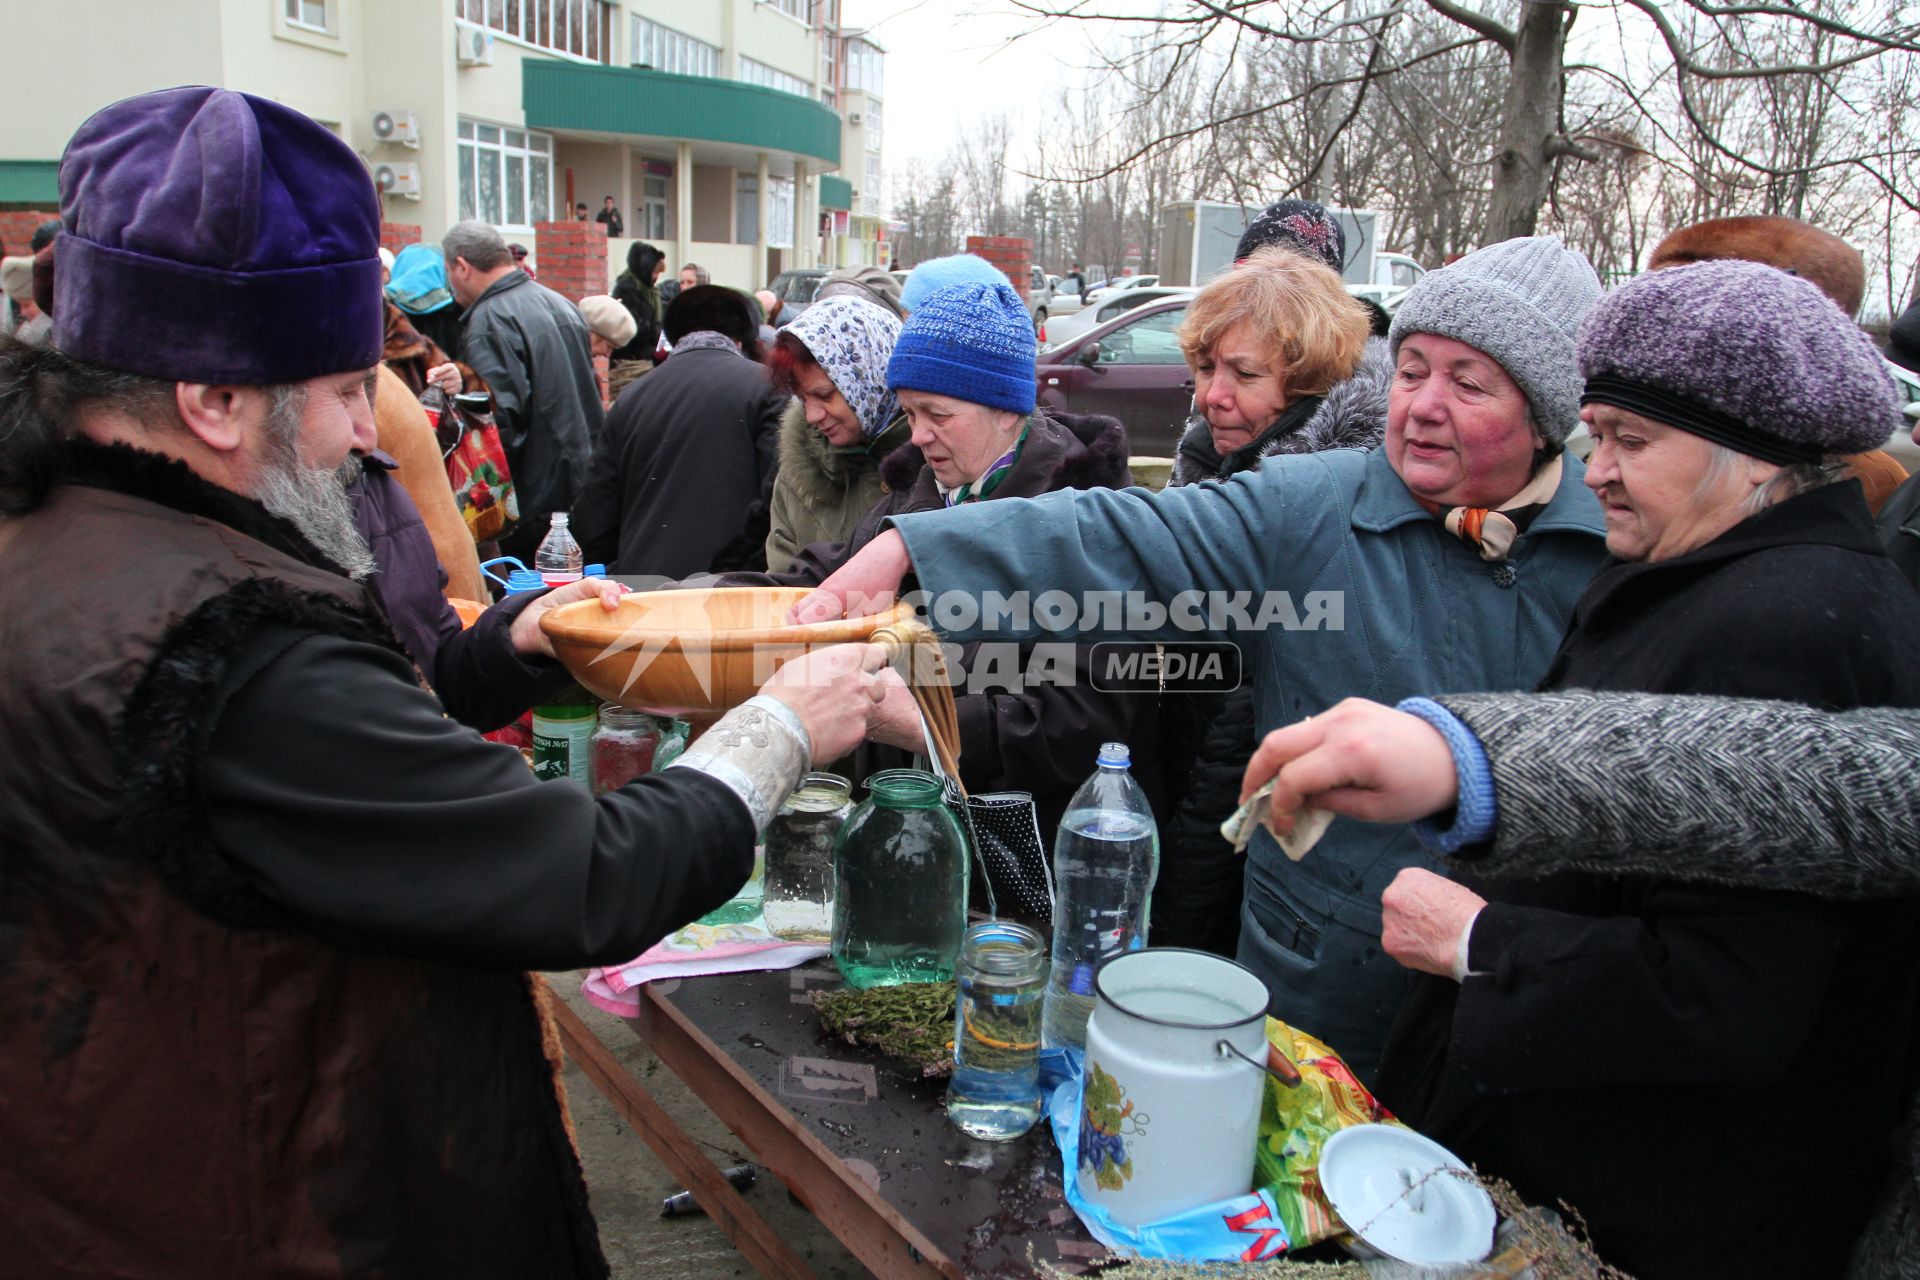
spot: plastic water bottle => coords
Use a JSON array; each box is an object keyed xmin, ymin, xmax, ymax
[
  {"xmin": 535, "ymin": 511, "xmax": 583, "ymax": 586},
  {"xmin": 1041, "ymin": 743, "xmax": 1160, "ymax": 1058}
]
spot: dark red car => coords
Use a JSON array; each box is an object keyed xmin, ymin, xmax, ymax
[{"xmin": 1035, "ymin": 295, "xmax": 1194, "ymax": 457}]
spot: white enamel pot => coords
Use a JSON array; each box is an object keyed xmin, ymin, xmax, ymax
[{"xmin": 1076, "ymin": 947, "xmax": 1272, "ymax": 1227}]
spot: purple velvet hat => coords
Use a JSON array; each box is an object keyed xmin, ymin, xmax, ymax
[{"xmin": 54, "ymin": 86, "xmax": 384, "ymax": 385}]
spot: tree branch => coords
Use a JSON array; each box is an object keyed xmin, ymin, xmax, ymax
[
  {"xmin": 1419, "ymin": 0, "xmax": 1513, "ymax": 54},
  {"xmin": 1623, "ymin": 0, "xmax": 1918, "ymax": 81}
]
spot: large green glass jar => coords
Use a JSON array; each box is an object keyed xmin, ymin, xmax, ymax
[{"xmin": 832, "ymin": 769, "xmax": 969, "ymax": 989}]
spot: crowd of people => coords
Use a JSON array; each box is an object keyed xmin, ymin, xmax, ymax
[{"xmin": 6, "ymin": 84, "xmax": 1920, "ymax": 1279}]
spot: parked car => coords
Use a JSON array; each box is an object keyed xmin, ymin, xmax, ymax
[
  {"xmin": 1027, "ymin": 264, "xmax": 1054, "ymax": 329},
  {"xmin": 1048, "ymin": 274, "xmax": 1085, "ymax": 317},
  {"xmin": 1083, "ymin": 274, "xmax": 1162, "ymax": 305},
  {"xmin": 1044, "ymin": 286, "xmax": 1196, "ymax": 347},
  {"xmin": 1036, "ymin": 295, "xmax": 1194, "ymax": 457},
  {"xmin": 767, "ymin": 268, "xmax": 828, "ymax": 316}
]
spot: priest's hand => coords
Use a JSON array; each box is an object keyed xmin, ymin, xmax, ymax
[
  {"xmin": 1240, "ymin": 698, "xmax": 1458, "ymax": 834},
  {"xmin": 511, "ymin": 576, "xmax": 628, "ymax": 658},
  {"xmin": 759, "ymin": 642, "xmax": 889, "ymax": 763},
  {"xmin": 788, "ymin": 529, "xmax": 912, "ymax": 624},
  {"xmin": 1381, "ymin": 868, "xmax": 1485, "ymax": 980}
]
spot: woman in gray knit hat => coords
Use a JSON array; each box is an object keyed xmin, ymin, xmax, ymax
[
  {"xmin": 1248, "ymin": 259, "xmax": 1920, "ymax": 1280},
  {"xmin": 791, "ymin": 236, "xmax": 1612, "ymax": 1082}
]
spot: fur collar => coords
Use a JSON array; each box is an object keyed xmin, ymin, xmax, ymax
[
  {"xmin": 64, "ymin": 437, "xmax": 353, "ymax": 577},
  {"xmin": 1171, "ymin": 335, "xmax": 1393, "ymax": 486},
  {"xmin": 777, "ymin": 400, "xmax": 910, "ymax": 507}
]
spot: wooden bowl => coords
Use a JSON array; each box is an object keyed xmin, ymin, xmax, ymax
[{"xmin": 539, "ymin": 586, "xmax": 913, "ymax": 715}]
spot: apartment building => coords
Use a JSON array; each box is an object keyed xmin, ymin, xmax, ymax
[{"xmin": 2, "ymin": 0, "xmax": 890, "ymax": 289}]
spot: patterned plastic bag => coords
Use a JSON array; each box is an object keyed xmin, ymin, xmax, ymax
[{"xmin": 437, "ymin": 390, "xmax": 519, "ymax": 545}]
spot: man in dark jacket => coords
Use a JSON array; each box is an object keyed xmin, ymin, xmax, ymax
[
  {"xmin": 594, "ymin": 194, "xmax": 623, "ymax": 238},
  {"xmin": 574, "ymin": 285, "xmax": 785, "ymax": 577},
  {"xmin": 0, "ymin": 87, "xmax": 882, "ymax": 1279},
  {"xmin": 444, "ymin": 219, "xmax": 602, "ymax": 561},
  {"xmin": 611, "ymin": 240, "xmax": 666, "ymax": 364}
]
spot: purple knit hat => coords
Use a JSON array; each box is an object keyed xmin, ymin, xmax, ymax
[
  {"xmin": 54, "ymin": 86, "xmax": 384, "ymax": 384},
  {"xmin": 1579, "ymin": 260, "xmax": 1899, "ymax": 465}
]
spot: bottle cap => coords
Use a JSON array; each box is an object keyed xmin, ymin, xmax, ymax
[
  {"xmin": 1097, "ymin": 741, "xmax": 1131, "ymax": 767},
  {"xmin": 504, "ymin": 569, "xmax": 546, "ymax": 594},
  {"xmin": 583, "ymin": 564, "xmax": 607, "ymax": 578}
]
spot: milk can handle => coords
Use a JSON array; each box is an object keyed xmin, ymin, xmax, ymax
[{"xmin": 1216, "ymin": 1038, "xmax": 1303, "ymax": 1088}]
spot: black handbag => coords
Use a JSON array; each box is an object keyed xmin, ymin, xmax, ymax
[{"xmin": 948, "ymin": 784, "xmax": 1054, "ymax": 925}]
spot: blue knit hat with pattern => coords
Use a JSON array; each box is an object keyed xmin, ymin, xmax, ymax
[{"xmin": 886, "ymin": 281, "xmax": 1036, "ymax": 415}]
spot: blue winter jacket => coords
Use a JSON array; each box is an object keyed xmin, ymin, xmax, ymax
[{"xmin": 891, "ymin": 445, "xmax": 1607, "ymax": 1080}]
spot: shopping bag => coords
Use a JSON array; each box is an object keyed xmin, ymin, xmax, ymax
[{"xmin": 439, "ymin": 390, "xmax": 519, "ymax": 545}]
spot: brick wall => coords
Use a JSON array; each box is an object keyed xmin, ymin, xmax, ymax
[
  {"xmin": 965, "ymin": 235, "xmax": 1033, "ymax": 295},
  {"xmin": 380, "ymin": 222, "xmax": 422, "ymax": 254},
  {"xmin": 534, "ymin": 220, "xmax": 608, "ymax": 303},
  {"xmin": 0, "ymin": 211, "xmax": 59, "ymax": 256}
]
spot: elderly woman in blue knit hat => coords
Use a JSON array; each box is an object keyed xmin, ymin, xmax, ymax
[
  {"xmin": 729, "ymin": 279, "xmax": 1144, "ymax": 858},
  {"xmin": 792, "ymin": 237, "xmax": 1613, "ymax": 1080}
]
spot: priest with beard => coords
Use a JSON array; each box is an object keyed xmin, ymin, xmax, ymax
[{"xmin": 0, "ymin": 87, "xmax": 886, "ymax": 1278}]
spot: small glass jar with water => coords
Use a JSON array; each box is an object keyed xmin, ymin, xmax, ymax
[
  {"xmin": 947, "ymin": 920, "xmax": 1048, "ymax": 1141},
  {"xmin": 762, "ymin": 772, "xmax": 853, "ymax": 941},
  {"xmin": 832, "ymin": 769, "xmax": 968, "ymax": 988}
]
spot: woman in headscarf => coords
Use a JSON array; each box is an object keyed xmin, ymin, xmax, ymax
[
  {"xmin": 385, "ymin": 242, "xmax": 471, "ymax": 375},
  {"xmin": 763, "ymin": 296, "xmax": 910, "ymax": 572}
]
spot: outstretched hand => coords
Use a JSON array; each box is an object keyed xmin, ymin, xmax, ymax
[
  {"xmin": 758, "ymin": 642, "xmax": 890, "ymax": 763},
  {"xmin": 788, "ymin": 529, "xmax": 913, "ymax": 625},
  {"xmin": 1239, "ymin": 698, "xmax": 1459, "ymax": 836}
]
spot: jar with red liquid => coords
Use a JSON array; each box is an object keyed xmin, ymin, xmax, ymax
[{"xmin": 591, "ymin": 704, "xmax": 663, "ymax": 793}]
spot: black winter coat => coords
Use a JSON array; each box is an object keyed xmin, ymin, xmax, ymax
[
  {"xmin": 573, "ymin": 344, "xmax": 784, "ymax": 578},
  {"xmin": 458, "ymin": 270, "xmax": 603, "ymax": 561},
  {"xmin": 1376, "ymin": 480, "xmax": 1920, "ymax": 1280},
  {"xmin": 727, "ymin": 410, "xmax": 1159, "ymax": 843},
  {"xmin": 1151, "ymin": 338, "xmax": 1392, "ymax": 953}
]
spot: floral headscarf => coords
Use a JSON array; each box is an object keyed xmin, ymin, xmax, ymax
[{"xmin": 783, "ymin": 296, "xmax": 902, "ymax": 442}]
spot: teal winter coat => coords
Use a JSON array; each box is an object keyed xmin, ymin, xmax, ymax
[{"xmin": 891, "ymin": 445, "xmax": 1607, "ymax": 1080}]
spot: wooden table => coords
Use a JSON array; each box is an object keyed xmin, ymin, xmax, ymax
[{"xmin": 553, "ymin": 960, "xmax": 1109, "ymax": 1279}]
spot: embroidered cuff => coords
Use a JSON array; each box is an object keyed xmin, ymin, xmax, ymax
[
  {"xmin": 667, "ymin": 695, "xmax": 811, "ymax": 832},
  {"xmin": 1398, "ymin": 697, "xmax": 1498, "ymax": 856}
]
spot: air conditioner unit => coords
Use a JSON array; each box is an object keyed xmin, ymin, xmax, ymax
[
  {"xmin": 455, "ymin": 24, "xmax": 495, "ymax": 66},
  {"xmin": 848, "ymin": 112, "xmax": 864, "ymax": 125},
  {"xmin": 371, "ymin": 109, "xmax": 420, "ymax": 148},
  {"xmin": 373, "ymin": 162, "xmax": 423, "ymax": 200}
]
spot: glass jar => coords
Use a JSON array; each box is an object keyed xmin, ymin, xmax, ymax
[
  {"xmin": 590, "ymin": 704, "xmax": 664, "ymax": 795},
  {"xmin": 832, "ymin": 769, "xmax": 968, "ymax": 989},
  {"xmin": 946, "ymin": 920, "xmax": 1048, "ymax": 1141},
  {"xmin": 762, "ymin": 773, "xmax": 853, "ymax": 941}
]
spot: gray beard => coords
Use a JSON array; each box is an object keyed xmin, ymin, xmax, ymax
[{"xmin": 252, "ymin": 389, "xmax": 377, "ymax": 580}]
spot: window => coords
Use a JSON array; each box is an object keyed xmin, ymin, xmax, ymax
[
  {"xmin": 284, "ymin": 0, "xmax": 329, "ymax": 31},
  {"xmin": 640, "ymin": 174, "xmax": 669, "ymax": 239},
  {"xmin": 1098, "ymin": 306, "xmax": 1189, "ymax": 365},
  {"xmin": 767, "ymin": 0, "xmax": 810, "ymax": 24},
  {"xmin": 631, "ymin": 16, "xmax": 717, "ymax": 77},
  {"xmin": 864, "ymin": 101, "xmax": 882, "ymax": 149},
  {"xmin": 862, "ymin": 155, "xmax": 883, "ymax": 217},
  {"xmin": 457, "ymin": 120, "xmax": 554, "ymax": 231},
  {"xmin": 736, "ymin": 175, "xmax": 758, "ymax": 245},
  {"xmin": 768, "ymin": 177, "xmax": 795, "ymax": 249},
  {"xmin": 819, "ymin": 30, "xmax": 837, "ymax": 106},
  {"xmin": 845, "ymin": 41, "xmax": 883, "ymax": 97},
  {"xmin": 739, "ymin": 56, "xmax": 810, "ymax": 99},
  {"xmin": 457, "ymin": 0, "xmax": 609, "ymax": 59}
]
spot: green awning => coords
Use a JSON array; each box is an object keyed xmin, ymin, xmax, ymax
[
  {"xmin": 819, "ymin": 175, "xmax": 853, "ymax": 211},
  {"xmin": 523, "ymin": 62, "xmax": 841, "ymax": 167},
  {"xmin": 0, "ymin": 160, "xmax": 60, "ymax": 206}
]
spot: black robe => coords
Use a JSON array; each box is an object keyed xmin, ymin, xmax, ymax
[{"xmin": 1375, "ymin": 480, "xmax": 1920, "ymax": 1279}]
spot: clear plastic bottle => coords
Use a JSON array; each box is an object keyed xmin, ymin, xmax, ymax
[
  {"xmin": 1040, "ymin": 742, "xmax": 1160, "ymax": 1057},
  {"xmin": 534, "ymin": 511, "xmax": 583, "ymax": 586}
]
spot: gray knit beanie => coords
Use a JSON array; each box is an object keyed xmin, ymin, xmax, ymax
[
  {"xmin": 1388, "ymin": 235, "xmax": 1602, "ymax": 448},
  {"xmin": 1579, "ymin": 259, "xmax": 1899, "ymax": 464}
]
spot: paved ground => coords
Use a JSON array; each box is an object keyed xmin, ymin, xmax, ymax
[{"xmin": 552, "ymin": 972, "xmax": 871, "ymax": 1279}]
